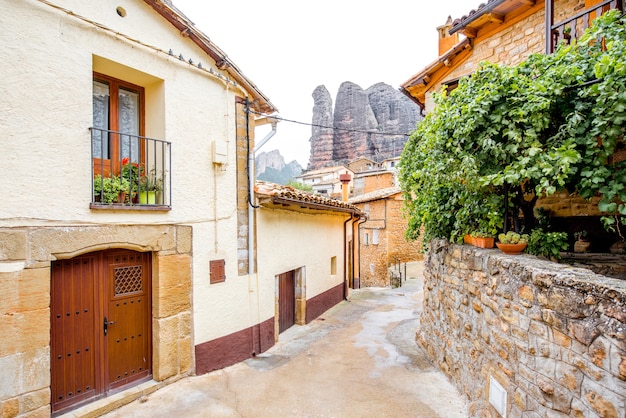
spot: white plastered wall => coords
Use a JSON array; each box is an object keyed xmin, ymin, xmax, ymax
[
  {"xmin": 256, "ymin": 207, "xmax": 348, "ymax": 321},
  {"xmin": 0, "ymin": 0, "xmax": 258, "ymax": 345}
]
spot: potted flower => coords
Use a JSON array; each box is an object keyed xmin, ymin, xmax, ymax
[
  {"xmin": 470, "ymin": 231, "xmax": 495, "ymax": 248},
  {"xmin": 496, "ymin": 231, "xmax": 529, "ymax": 255},
  {"xmin": 93, "ymin": 175, "xmax": 130, "ymax": 204},
  {"xmin": 138, "ymin": 169, "xmax": 162, "ymax": 204},
  {"xmin": 573, "ymin": 230, "xmax": 590, "ymax": 253}
]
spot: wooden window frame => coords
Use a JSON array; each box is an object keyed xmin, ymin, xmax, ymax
[{"xmin": 93, "ymin": 72, "xmax": 146, "ymax": 176}]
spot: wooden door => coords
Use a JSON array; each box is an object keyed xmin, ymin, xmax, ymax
[
  {"xmin": 51, "ymin": 250, "xmax": 151, "ymax": 414},
  {"xmin": 105, "ymin": 251, "xmax": 151, "ymax": 391},
  {"xmin": 51, "ymin": 256, "xmax": 100, "ymax": 413},
  {"xmin": 278, "ymin": 271, "xmax": 295, "ymax": 333}
]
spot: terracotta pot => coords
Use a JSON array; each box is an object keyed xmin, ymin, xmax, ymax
[
  {"xmin": 464, "ymin": 235, "xmax": 474, "ymax": 245},
  {"xmin": 496, "ymin": 242, "xmax": 527, "ymax": 255},
  {"xmin": 574, "ymin": 240, "xmax": 591, "ymax": 253},
  {"xmin": 473, "ymin": 237, "xmax": 495, "ymax": 248}
]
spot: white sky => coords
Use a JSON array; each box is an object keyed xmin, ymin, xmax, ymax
[{"xmin": 173, "ymin": 0, "xmax": 474, "ymax": 167}]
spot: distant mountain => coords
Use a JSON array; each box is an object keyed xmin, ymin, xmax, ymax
[
  {"xmin": 308, "ymin": 81, "xmax": 422, "ymax": 170},
  {"xmin": 256, "ymin": 150, "xmax": 303, "ymax": 185}
]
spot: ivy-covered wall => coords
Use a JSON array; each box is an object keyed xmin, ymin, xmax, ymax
[{"xmin": 420, "ymin": 240, "xmax": 625, "ymax": 417}]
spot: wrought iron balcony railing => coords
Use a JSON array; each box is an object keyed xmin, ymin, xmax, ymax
[
  {"xmin": 547, "ymin": 0, "xmax": 625, "ymax": 53},
  {"xmin": 90, "ymin": 127, "xmax": 171, "ymax": 208}
]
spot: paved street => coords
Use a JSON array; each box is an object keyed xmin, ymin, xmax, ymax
[{"xmin": 102, "ymin": 262, "xmax": 468, "ymax": 418}]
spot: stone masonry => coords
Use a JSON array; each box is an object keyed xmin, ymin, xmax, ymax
[{"xmin": 420, "ymin": 240, "xmax": 625, "ymax": 417}]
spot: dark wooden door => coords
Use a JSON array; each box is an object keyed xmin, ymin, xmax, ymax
[
  {"xmin": 105, "ymin": 251, "xmax": 151, "ymax": 391},
  {"xmin": 51, "ymin": 256, "xmax": 100, "ymax": 413},
  {"xmin": 278, "ymin": 271, "xmax": 295, "ymax": 333},
  {"xmin": 51, "ymin": 250, "xmax": 151, "ymax": 414}
]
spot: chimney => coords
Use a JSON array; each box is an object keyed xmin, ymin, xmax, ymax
[
  {"xmin": 437, "ymin": 16, "xmax": 459, "ymax": 56},
  {"xmin": 339, "ymin": 172, "xmax": 351, "ymax": 202}
]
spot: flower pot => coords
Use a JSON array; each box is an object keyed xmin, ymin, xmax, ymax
[
  {"xmin": 139, "ymin": 191, "xmax": 156, "ymax": 204},
  {"xmin": 464, "ymin": 234, "xmax": 474, "ymax": 245},
  {"xmin": 473, "ymin": 237, "xmax": 494, "ymax": 248},
  {"xmin": 496, "ymin": 242, "xmax": 527, "ymax": 255},
  {"xmin": 574, "ymin": 240, "xmax": 591, "ymax": 253}
]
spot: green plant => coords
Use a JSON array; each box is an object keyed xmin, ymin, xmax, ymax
[
  {"xmin": 573, "ymin": 230, "xmax": 588, "ymax": 241},
  {"xmin": 286, "ymin": 180, "xmax": 313, "ymax": 192},
  {"xmin": 471, "ymin": 231, "xmax": 492, "ymax": 238},
  {"xmin": 93, "ymin": 175, "xmax": 130, "ymax": 204},
  {"xmin": 527, "ymin": 229, "xmax": 569, "ymax": 260},
  {"xmin": 399, "ymin": 11, "xmax": 626, "ymax": 247},
  {"xmin": 140, "ymin": 168, "xmax": 163, "ymax": 192},
  {"xmin": 498, "ymin": 231, "xmax": 529, "ymax": 244}
]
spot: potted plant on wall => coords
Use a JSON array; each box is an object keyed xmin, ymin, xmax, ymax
[
  {"xmin": 573, "ymin": 230, "xmax": 590, "ymax": 253},
  {"xmin": 93, "ymin": 175, "xmax": 130, "ymax": 204},
  {"xmin": 470, "ymin": 231, "xmax": 495, "ymax": 248},
  {"xmin": 496, "ymin": 231, "xmax": 529, "ymax": 255}
]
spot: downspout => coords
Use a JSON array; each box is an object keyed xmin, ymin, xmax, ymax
[
  {"xmin": 343, "ymin": 214, "xmax": 354, "ymax": 300},
  {"xmin": 340, "ymin": 173, "xmax": 352, "ymax": 300},
  {"xmin": 354, "ymin": 215, "xmax": 367, "ymax": 289},
  {"xmin": 247, "ymin": 107, "xmax": 277, "ymax": 277}
]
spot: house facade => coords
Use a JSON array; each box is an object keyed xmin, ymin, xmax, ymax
[
  {"xmin": 350, "ymin": 172, "xmax": 423, "ymax": 288},
  {"xmin": 294, "ymin": 166, "xmax": 354, "ymax": 198},
  {"xmin": 255, "ymin": 182, "xmax": 363, "ymax": 331},
  {"xmin": 400, "ymin": 0, "xmax": 626, "ymax": 416},
  {"xmin": 0, "ymin": 0, "xmax": 286, "ymax": 415},
  {"xmin": 401, "ymin": 0, "xmax": 626, "ymax": 242}
]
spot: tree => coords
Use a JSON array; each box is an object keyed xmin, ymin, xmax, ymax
[{"xmin": 399, "ymin": 11, "xmax": 626, "ymax": 245}]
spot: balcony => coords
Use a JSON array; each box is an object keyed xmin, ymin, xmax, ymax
[
  {"xmin": 548, "ymin": 0, "xmax": 625, "ymax": 53},
  {"xmin": 90, "ymin": 127, "xmax": 171, "ymax": 209}
]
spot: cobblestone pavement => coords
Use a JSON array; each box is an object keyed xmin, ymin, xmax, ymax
[{"xmin": 101, "ymin": 261, "xmax": 469, "ymax": 418}]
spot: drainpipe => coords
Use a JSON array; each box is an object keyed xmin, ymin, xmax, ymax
[
  {"xmin": 343, "ymin": 214, "xmax": 354, "ymax": 300},
  {"xmin": 248, "ymin": 116, "xmax": 278, "ymax": 277},
  {"xmin": 355, "ymin": 216, "xmax": 367, "ymax": 289}
]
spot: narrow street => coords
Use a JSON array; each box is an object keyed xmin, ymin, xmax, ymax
[{"xmin": 101, "ymin": 262, "xmax": 468, "ymax": 418}]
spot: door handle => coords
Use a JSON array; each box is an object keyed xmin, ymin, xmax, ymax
[{"xmin": 103, "ymin": 317, "xmax": 115, "ymax": 336}]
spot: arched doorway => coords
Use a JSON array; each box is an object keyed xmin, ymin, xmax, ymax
[{"xmin": 50, "ymin": 249, "xmax": 152, "ymax": 414}]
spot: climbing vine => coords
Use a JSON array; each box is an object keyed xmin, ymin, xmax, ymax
[{"xmin": 399, "ymin": 11, "xmax": 626, "ymax": 245}]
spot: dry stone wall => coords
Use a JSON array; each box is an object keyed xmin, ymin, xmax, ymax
[{"xmin": 420, "ymin": 240, "xmax": 625, "ymax": 417}]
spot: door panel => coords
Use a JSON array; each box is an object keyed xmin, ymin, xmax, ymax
[
  {"xmin": 278, "ymin": 271, "xmax": 295, "ymax": 333},
  {"xmin": 51, "ymin": 257, "xmax": 99, "ymax": 412},
  {"xmin": 51, "ymin": 250, "xmax": 151, "ymax": 414},
  {"xmin": 106, "ymin": 252, "xmax": 151, "ymax": 390}
]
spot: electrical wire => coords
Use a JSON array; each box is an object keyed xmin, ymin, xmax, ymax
[{"xmin": 248, "ymin": 109, "xmax": 412, "ymax": 138}]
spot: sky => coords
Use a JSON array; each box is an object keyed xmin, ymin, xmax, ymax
[{"xmin": 173, "ymin": 0, "xmax": 474, "ymax": 167}]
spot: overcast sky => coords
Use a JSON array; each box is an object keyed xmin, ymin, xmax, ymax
[{"xmin": 173, "ymin": 0, "xmax": 474, "ymax": 167}]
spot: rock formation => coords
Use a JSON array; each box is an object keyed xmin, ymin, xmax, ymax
[
  {"xmin": 308, "ymin": 81, "xmax": 422, "ymax": 170},
  {"xmin": 256, "ymin": 149, "xmax": 303, "ymax": 184}
]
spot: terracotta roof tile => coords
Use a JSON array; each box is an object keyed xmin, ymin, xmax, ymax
[{"xmin": 255, "ymin": 181, "xmax": 362, "ymax": 213}]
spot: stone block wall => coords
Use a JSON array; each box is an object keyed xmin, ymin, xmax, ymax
[
  {"xmin": 0, "ymin": 224, "xmax": 193, "ymax": 417},
  {"xmin": 420, "ymin": 240, "xmax": 625, "ymax": 417}
]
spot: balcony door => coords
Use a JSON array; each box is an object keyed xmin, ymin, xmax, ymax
[{"xmin": 92, "ymin": 73, "xmax": 144, "ymax": 176}]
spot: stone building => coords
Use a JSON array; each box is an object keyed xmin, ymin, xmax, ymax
[
  {"xmin": 0, "ymin": 1, "xmax": 359, "ymax": 416},
  {"xmin": 400, "ymin": 0, "xmax": 626, "ymax": 416},
  {"xmin": 350, "ymin": 171, "xmax": 423, "ymax": 288}
]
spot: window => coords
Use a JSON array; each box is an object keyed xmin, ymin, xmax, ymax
[
  {"xmin": 91, "ymin": 69, "xmax": 171, "ymax": 208},
  {"xmin": 372, "ymin": 229, "xmax": 379, "ymax": 245},
  {"xmin": 92, "ymin": 73, "xmax": 144, "ymax": 177}
]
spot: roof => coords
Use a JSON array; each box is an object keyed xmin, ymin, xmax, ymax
[
  {"xmin": 349, "ymin": 186, "xmax": 402, "ymax": 204},
  {"xmin": 144, "ymin": 0, "xmax": 277, "ymax": 114},
  {"xmin": 400, "ymin": 0, "xmax": 539, "ymax": 108},
  {"xmin": 296, "ymin": 166, "xmax": 352, "ymax": 178},
  {"xmin": 255, "ymin": 181, "xmax": 363, "ymax": 215}
]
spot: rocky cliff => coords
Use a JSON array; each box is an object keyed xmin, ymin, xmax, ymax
[
  {"xmin": 256, "ymin": 149, "xmax": 303, "ymax": 184},
  {"xmin": 308, "ymin": 82, "xmax": 422, "ymax": 170}
]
